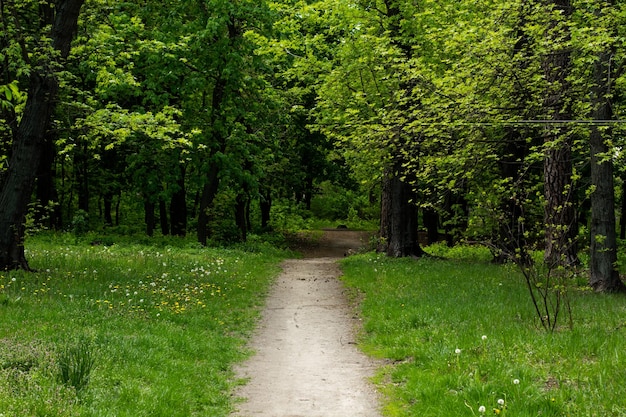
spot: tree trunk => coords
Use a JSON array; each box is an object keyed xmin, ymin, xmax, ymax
[
  {"xmin": 35, "ymin": 135, "xmax": 62, "ymax": 230},
  {"xmin": 494, "ymin": 128, "xmax": 529, "ymax": 263},
  {"xmin": 197, "ymin": 163, "xmax": 220, "ymax": 246},
  {"xmin": 159, "ymin": 198, "xmax": 169, "ymax": 236},
  {"xmin": 75, "ymin": 141, "xmax": 90, "ymax": 212},
  {"xmin": 422, "ymin": 207, "xmax": 438, "ymax": 245},
  {"xmin": 170, "ymin": 167, "xmax": 187, "ymax": 237},
  {"xmin": 380, "ymin": 167, "xmax": 423, "ymax": 258},
  {"xmin": 588, "ymin": 44, "xmax": 625, "ymax": 292},
  {"xmin": 542, "ymin": 0, "xmax": 579, "ymax": 268},
  {"xmin": 144, "ymin": 200, "xmax": 155, "ymax": 237},
  {"xmin": 103, "ymin": 192, "xmax": 114, "ymax": 226},
  {"xmin": 0, "ymin": 0, "xmax": 84, "ymax": 270},
  {"xmin": 235, "ymin": 193, "xmax": 248, "ymax": 242},
  {"xmin": 619, "ymin": 178, "xmax": 626, "ymax": 239},
  {"xmin": 260, "ymin": 187, "xmax": 271, "ymax": 230}
]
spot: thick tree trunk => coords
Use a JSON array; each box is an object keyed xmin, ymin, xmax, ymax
[
  {"xmin": 542, "ymin": 0, "xmax": 579, "ymax": 268},
  {"xmin": 0, "ymin": 0, "xmax": 84, "ymax": 270},
  {"xmin": 380, "ymin": 167, "xmax": 423, "ymax": 258},
  {"xmin": 588, "ymin": 46, "xmax": 625, "ymax": 292},
  {"xmin": 543, "ymin": 137, "xmax": 578, "ymax": 267}
]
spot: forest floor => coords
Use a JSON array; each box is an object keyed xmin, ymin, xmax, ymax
[{"xmin": 231, "ymin": 229, "xmax": 383, "ymax": 417}]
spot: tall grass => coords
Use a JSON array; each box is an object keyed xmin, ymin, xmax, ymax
[
  {"xmin": 0, "ymin": 234, "xmax": 287, "ymax": 416},
  {"xmin": 341, "ymin": 244, "xmax": 626, "ymax": 417}
]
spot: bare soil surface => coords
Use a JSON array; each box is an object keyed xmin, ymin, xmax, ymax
[{"xmin": 231, "ymin": 229, "xmax": 382, "ymax": 417}]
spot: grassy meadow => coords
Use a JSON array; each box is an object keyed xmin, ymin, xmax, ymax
[
  {"xmin": 3, "ymin": 232, "xmax": 626, "ymax": 417},
  {"xmin": 0, "ymin": 234, "xmax": 288, "ymax": 416},
  {"xmin": 340, "ymin": 244, "xmax": 626, "ymax": 417}
]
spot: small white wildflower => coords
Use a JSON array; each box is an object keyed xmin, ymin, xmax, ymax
[
  {"xmin": 482, "ymin": 335, "xmax": 487, "ymax": 341},
  {"xmin": 497, "ymin": 398, "xmax": 505, "ymax": 406},
  {"xmin": 513, "ymin": 378, "xmax": 520, "ymax": 385},
  {"xmin": 478, "ymin": 405, "xmax": 486, "ymax": 413},
  {"xmin": 455, "ymin": 348, "xmax": 461, "ymax": 354}
]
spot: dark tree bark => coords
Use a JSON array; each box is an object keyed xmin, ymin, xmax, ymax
[
  {"xmin": 144, "ymin": 200, "xmax": 155, "ymax": 237},
  {"xmin": 422, "ymin": 207, "xmax": 439, "ymax": 245},
  {"xmin": 170, "ymin": 167, "xmax": 187, "ymax": 237},
  {"xmin": 619, "ymin": 178, "xmax": 626, "ymax": 239},
  {"xmin": 375, "ymin": 2, "xmax": 423, "ymax": 258},
  {"xmin": 588, "ymin": 31, "xmax": 625, "ymax": 291},
  {"xmin": 0, "ymin": 0, "xmax": 84, "ymax": 270},
  {"xmin": 235, "ymin": 193, "xmax": 248, "ymax": 242},
  {"xmin": 380, "ymin": 166, "xmax": 423, "ymax": 258},
  {"xmin": 103, "ymin": 192, "xmax": 114, "ymax": 226},
  {"xmin": 35, "ymin": 134, "xmax": 62, "ymax": 229},
  {"xmin": 541, "ymin": 0, "xmax": 579, "ymax": 268},
  {"xmin": 494, "ymin": 128, "xmax": 529, "ymax": 263},
  {"xmin": 159, "ymin": 198, "xmax": 169, "ymax": 236}
]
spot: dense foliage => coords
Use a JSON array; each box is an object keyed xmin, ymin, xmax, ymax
[{"xmin": 2, "ymin": 0, "xmax": 626, "ymax": 288}]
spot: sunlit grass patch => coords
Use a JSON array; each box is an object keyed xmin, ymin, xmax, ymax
[
  {"xmin": 0, "ymin": 235, "xmax": 286, "ymax": 416},
  {"xmin": 341, "ymin": 249, "xmax": 626, "ymax": 417}
]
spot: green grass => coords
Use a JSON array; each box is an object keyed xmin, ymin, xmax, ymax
[
  {"xmin": 340, "ymin": 244, "xmax": 626, "ymax": 417},
  {"xmin": 0, "ymin": 234, "xmax": 288, "ymax": 416}
]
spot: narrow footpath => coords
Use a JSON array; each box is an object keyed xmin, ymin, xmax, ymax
[{"xmin": 231, "ymin": 230, "xmax": 382, "ymax": 417}]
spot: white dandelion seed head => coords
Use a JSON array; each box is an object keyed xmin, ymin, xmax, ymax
[
  {"xmin": 513, "ymin": 378, "xmax": 520, "ymax": 385},
  {"xmin": 482, "ymin": 335, "xmax": 487, "ymax": 341},
  {"xmin": 455, "ymin": 348, "xmax": 461, "ymax": 354},
  {"xmin": 478, "ymin": 405, "xmax": 486, "ymax": 413},
  {"xmin": 497, "ymin": 398, "xmax": 505, "ymax": 406}
]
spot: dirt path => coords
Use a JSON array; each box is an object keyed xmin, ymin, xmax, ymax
[{"xmin": 231, "ymin": 230, "xmax": 382, "ymax": 417}]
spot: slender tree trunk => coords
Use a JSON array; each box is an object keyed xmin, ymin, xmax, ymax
[
  {"xmin": 35, "ymin": 135, "xmax": 61, "ymax": 229},
  {"xmin": 103, "ymin": 192, "xmax": 114, "ymax": 226},
  {"xmin": 0, "ymin": 0, "xmax": 84, "ymax": 270},
  {"xmin": 159, "ymin": 198, "xmax": 169, "ymax": 236},
  {"xmin": 170, "ymin": 167, "xmax": 187, "ymax": 237},
  {"xmin": 144, "ymin": 200, "xmax": 155, "ymax": 237},
  {"xmin": 260, "ymin": 187, "xmax": 271, "ymax": 230},
  {"xmin": 423, "ymin": 207, "xmax": 438, "ymax": 245},
  {"xmin": 619, "ymin": 178, "xmax": 626, "ymax": 239},
  {"xmin": 588, "ymin": 43, "xmax": 625, "ymax": 292},
  {"xmin": 75, "ymin": 141, "xmax": 90, "ymax": 212},
  {"xmin": 235, "ymin": 193, "xmax": 248, "ymax": 242},
  {"xmin": 197, "ymin": 163, "xmax": 220, "ymax": 246}
]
